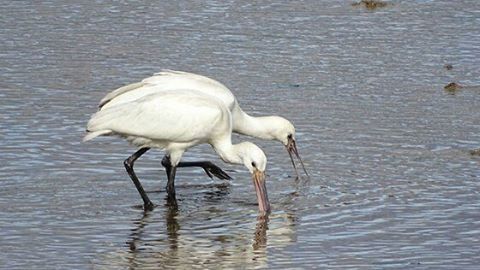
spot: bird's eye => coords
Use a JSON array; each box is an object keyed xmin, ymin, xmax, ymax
[
  {"xmin": 287, "ymin": 134, "xmax": 293, "ymax": 139},
  {"xmin": 251, "ymin": 162, "xmax": 256, "ymax": 167}
]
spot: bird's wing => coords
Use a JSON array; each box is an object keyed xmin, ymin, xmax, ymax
[
  {"xmin": 98, "ymin": 81, "xmax": 147, "ymax": 108},
  {"xmin": 87, "ymin": 92, "xmax": 226, "ymax": 143},
  {"xmin": 152, "ymin": 70, "xmax": 231, "ymax": 92},
  {"xmin": 98, "ymin": 70, "xmax": 236, "ymax": 111},
  {"xmin": 151, "ymin": 70, "xmax": 236, "ymax": 106}
]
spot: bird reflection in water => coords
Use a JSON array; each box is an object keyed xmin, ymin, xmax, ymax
[
  {"xmin": 116, "ymin": 192, "xmax": 296, "ymax": 269},
  {"xmin": 126, "ymin": 198, "xmax": 181, "ymax": 267},
  {"xmin": 165, "ymin": 204, "xmax": 180, "ymax": 251},
  {"xmin": 252, "ymin": 214, "xmax": 269, "ymax": 251}
]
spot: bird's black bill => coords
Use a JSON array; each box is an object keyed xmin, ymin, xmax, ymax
[
  {"xmin": 253, "ymin": 170, "xmax": 270, "ymax": 213},
  {"xmin": 286, "ymin": 137, "xmax": 309, "ymax": 177}
]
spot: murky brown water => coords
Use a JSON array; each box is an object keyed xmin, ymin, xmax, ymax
[{"xmin": 1, "ymin": 0, "xmax": 480, "ymax": 269}]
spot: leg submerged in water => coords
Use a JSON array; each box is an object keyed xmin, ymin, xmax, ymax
[{"xmin": 161, "ymin": 155, "xmax": 178, "ymax": 207}]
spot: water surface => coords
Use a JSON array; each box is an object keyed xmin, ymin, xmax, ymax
[{"xmin": 1, "ymin": 0, "xmax": 480, "ymax": 269}]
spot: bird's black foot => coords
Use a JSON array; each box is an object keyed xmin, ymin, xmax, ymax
[
  {"xmin": 144, "ymin": 201, "xmax": 155, "ymax": 211},
  {"xmin": 165, "ymin": 193, "xmax": 178, "ymax": 209}
]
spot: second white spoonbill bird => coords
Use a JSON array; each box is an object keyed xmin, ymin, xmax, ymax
[
  {"xmin": 98, "ymin": 70, "xmax": 308, "ymax": 177},
  {"xmin": 84, "ymin": 90, "xmax": 270, "ymax": 212}
]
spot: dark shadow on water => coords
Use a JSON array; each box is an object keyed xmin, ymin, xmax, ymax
[
  {"xmin": 147, "ymin": 181, "xmax": 230, "ymax": 194},
  {"xmin": 202, "ymin": 183, "xmax": 230, "ymax": 203}
]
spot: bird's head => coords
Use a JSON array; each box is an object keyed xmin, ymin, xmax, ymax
[
  {"xmin": 238, "ymin": 142, "xmax": 267, "ymax": 173},
  {"xmin": 266, "ymin": 116, "xmax": 308, "ymax": 178},
  {"xmin": 236, "ymin": 142, "xmax": 270, "ymax": 213}
]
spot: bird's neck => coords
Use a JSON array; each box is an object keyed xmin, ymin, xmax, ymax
[
  {"xmin": 211, "ymin": 137, "xmax": 244, "ymax": 165},
  {"xmin": 231, "ymin": 107, "xmax": 276, "ymax": 140}
]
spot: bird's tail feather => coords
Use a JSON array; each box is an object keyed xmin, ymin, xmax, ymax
[{"xmin": 83, "ymin": 130, "xmax": 112, "ymax": 142}]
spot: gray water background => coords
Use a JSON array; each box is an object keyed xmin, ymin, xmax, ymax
[{"xmin": 1, "ymin": 0, "xmax": 480, "ymax": 269}]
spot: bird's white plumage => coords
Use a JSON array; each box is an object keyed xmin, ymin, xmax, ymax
[{"xmin": 86, "ymin": 90, "xmax": 231, "ymax": 151}]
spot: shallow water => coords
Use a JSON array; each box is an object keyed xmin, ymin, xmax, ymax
[{"xmin": 1, "ymin": 0, "xmax": 480, "ymax": 269}]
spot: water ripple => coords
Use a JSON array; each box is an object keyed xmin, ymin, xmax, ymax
[{"xmin": 2, "ymin": 0, "xmax": 480, "ymax": 268}]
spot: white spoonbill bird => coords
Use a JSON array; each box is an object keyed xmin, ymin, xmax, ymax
[
  {"xmin": 84, "ymin": 90, "xmax": 270, "ymax": 212},
  {"xmin": 98, "ymin": 70, "xmax": 308, "ymax": 177}
]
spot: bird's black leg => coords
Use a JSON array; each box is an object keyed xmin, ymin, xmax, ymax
[
  {"xmin": 178, "ymin": 161, "xmax": 232, "ymax": 180},
  {"xmin": 162, "ymin": 155, "xmax": 178, "ymax": 207},
  {"xmin": 161, "ymin": 155, "xmax": 231, "ymax": 180},
  {"xmin": 124, "ymin": 147, "xmax": 154, "ymax": 211}
]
